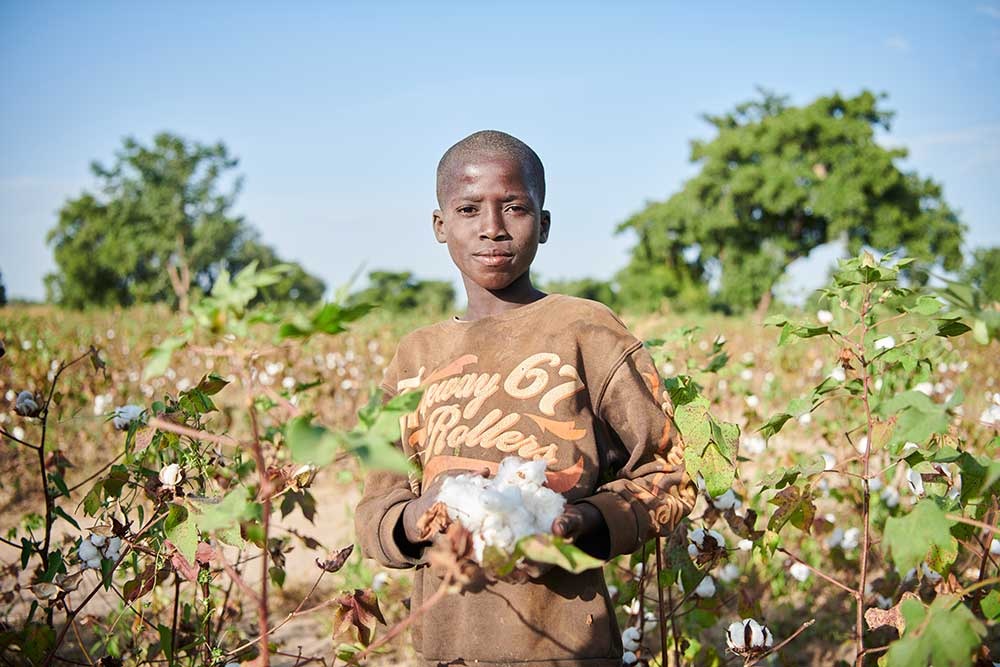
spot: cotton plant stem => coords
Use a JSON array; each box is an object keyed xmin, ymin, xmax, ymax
[
  {"xmin": 351, "ymin": 574, "xmax": 454, "ymax": 663},
  {"xmin": 246, "ymin": 371, "xmax": 272, "ymax": 667},
  {"xmin": 147, "ymin": 416, "xmax": 240, "ymax": 448},
  {"xmin": 854, "ymin": 284, "xmax": 875, "ymax": 667},
  {"xmin": 654, "ymin": 538, "xmax": 671, "ymax": 667}
]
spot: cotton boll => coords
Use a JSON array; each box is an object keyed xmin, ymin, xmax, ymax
[
  {"xmin": 906, "ymin": 468, "xmax": 925, "ymax": 496},
  {"xmin": 841, "ymin": 528, "xmax": 860, "ymax": 550},
  {"xmin": 693, "ymin": 575, "xmax": 716, "ymax": 598},
  {"xmin": 817, "ymin": 310, "xmax": 833, "ymax": 325},
  {"xmin": 112, "ymin": 404, "xmax": 144, "ymax": 430},
  {"xmin": 726, "ymin": 621, "xmax": 746, "ymax": 650},
  {"xmin": 881, "ymin": 486, "xmax": 900, "ymax": 508},
  {"xmin": 830, "ymin": 367, "xmax": 847, "ymax": 382},
  {"xmin": 643, "ymin": 611, "xmax": 658, "ymax": 632},
  {"xmin": 86, "ymin": 557, "xmax": 102, "ymax": 570},
  {"xmin": 712, "ymin": 489, "xmax": 741, "ymax": 511},
  {"xmin": 372, "ymin": 572, "xmax": 390, "ymax": 591},
  {"xmin": 874, "ymin": 336, "xmax": 895, "ymax": 351},
  {"xmin": 821, "ymin": 452, "xmax": 837, "ymax": 470},
  {"xmin": 855, "ymin": 436, "xmax": 869, "ymax": 455},
  {"xmin": 747, "ymin": 619, "xmax": 766, "ymax": 648},
  {"xmin": 991, "ymin": 539, "xmax": 1000, "ymax": 556},
  {"xmin": 738, "ymin": 539, "xmax": 753, "ymax": 551},
  {"xmin": 622, "ymin": 650, "xmax": 638, "ymax": 665},
  {"xmin": 718, "ymin": 563, "xmax": 740, "ymax": 583},
  {"xmin": 789, "ymin": 562, "xmax": 810, "ymax": 582},
  {"xmin": 107, "ymin": 537, "xmax": 122, "ymax": 554},
  {"xmin": 89, "ymin": 534, "xmax": 106, "ymax": 548},
  {"xmin": 78, "ymin": 539, "xmax": 99, "ymax": 562},
  {"xmin": 921, "ymin": 563, "xmax": 942, "ymax": 583},
  {"xmin": 621, "ymin": 626, "xmax": 641, "ymax": 651},
  {"xmin": 825, "ymin": 528, "xmax": 845, "ymax": 549}
]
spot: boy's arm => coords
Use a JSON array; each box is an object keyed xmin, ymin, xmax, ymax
[{"xmin": 575, "ymin": 342, "xmax": 697, "ymax": 559}]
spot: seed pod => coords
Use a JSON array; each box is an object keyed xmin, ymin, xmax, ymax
[{"xmin": 14, "ymin": 391, "xmax": 40, "ymax": 417}]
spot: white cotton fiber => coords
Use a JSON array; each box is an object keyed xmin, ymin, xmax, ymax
[{"xmin": 436, "ymin": 456, "xmax": 566, "ymax": 561}]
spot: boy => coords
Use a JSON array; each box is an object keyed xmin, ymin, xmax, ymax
[{"xmin": 355, "ymin": 130, "xmax": 695, "ymax": 667}]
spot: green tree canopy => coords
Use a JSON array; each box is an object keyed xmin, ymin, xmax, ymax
[
  {"xmin": 348, "ymin": 270, "xmax": 455, "ymax": 315},
  {"xmin": 541, "ymin": 277, "xmax": 618, "ymax": 309},
  {"xmin": 964, "ymin": 246, "xmax": 1000, "ymax": 304},
  {"xmin": 45, "ymin": 133, "xmax": 325, "ymax": 309},
  {"xmin": 616, "ymin": 89, "xmax": 965, "ymax": 313}
]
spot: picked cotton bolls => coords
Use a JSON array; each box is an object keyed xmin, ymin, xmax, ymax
[
  {"xmin": 435, "ymin": 456, "xmax": 566, "ymax": 562},
  {"xmin": 874, "ymin": 336, "xmax": 895, "ymax": 351},
  {"xmin": 789, "ymin": 562, "xmax": 811, "ymax": 582},
  {"xmin": 817, "ymin": 309, "xmax": 834, "ymax": 325},
  {"xmin": 112, "ymin": 404, "xmax": 145, "ymax": 431},
  {"xmin": 621, "ymin": 626, "xmax": 641, "ymax": 651},
  {"xmin": 159, "ymin": 463, "xmax": 183, "ymax": 489},
  {"xmin": 14, "ymin": 391, "xmax": 40, "ymax": 417}
]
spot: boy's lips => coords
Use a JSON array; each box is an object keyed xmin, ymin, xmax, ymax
[{"xmin": 472, "ymin": 250, "xmax": 514, "ymax": 267}]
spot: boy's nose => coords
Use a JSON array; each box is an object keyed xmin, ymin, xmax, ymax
[{"xmin": 478, "ymin": 205, "xmax": 510, "ymax": 240}]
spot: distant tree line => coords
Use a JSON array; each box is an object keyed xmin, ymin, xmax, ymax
[{"xmin": 39, "ymin": 90, "xmax": 996, "ymax": 314}]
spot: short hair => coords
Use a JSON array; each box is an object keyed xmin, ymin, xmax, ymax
[{"xmin": 436, "ymin": 130, "xmax": 546, "ymax": 207}]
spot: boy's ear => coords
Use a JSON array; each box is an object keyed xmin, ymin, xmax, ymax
[
  {"xmin": 539, "ymin": 210, "xmax": 551, "ymax": 244},
  {"xmin": 432, "ymin": 209, "xmax": 447, "ymax": 243}
]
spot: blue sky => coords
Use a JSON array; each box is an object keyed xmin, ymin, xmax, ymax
[{"xmin": 1, "ymin": 2, "xmax": 998, "ymax": 303}]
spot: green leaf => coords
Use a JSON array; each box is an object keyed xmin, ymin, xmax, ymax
[
  {"xmin": 196, "ymin": 373, "xmax": 230, "ymax": 395},
  {"xmin": 157, "ymin": 624, "xmax": 174, "ymax": 663},
  {"xmin": 286, "ymin": 417, "xmax": 343, "ymax": 467},
  {"xmin": 757, "ymin": 413, "xmax": 792, "ymax": 441},
  {"xmin": 935, "ymin": 318, "xmax": 971, "ymax": 338},
  {"xmin": 981, "ymin": 589, "xmax": 1000, "ymax": 620},
  {"xmin": 164, "ymin": 504, "xmax": 198, "ymax": 563},
  {"xmin": 516, "ymin": 535, "xmax": 605, "ymax": 573},
  {"xmin": 885, "ymin": 596, "xmax": 985, "ymax": 667},
  {"xmin": 676, "ymin": 397, "xmax": 737, "ymax": 497},
  {"xmin": 881, "ymin": 391, "xmax": 949, "ymax": 450},
  {"xmin": 882, "ymin": 499, "xmax": 957, "ymax": 573},
  {"xmin": 53, "ymin": 506, "xmax": 80, "ymax": 530},
  {"xmin": 142, "ymin": 335, "xmax": 187, "ymax": 381},
  {"xmin": 196, "ymin": 488, "xmax": 253, "ymax": 533},
  {"xmin": 766, "ymin": 485, "xmax": 816, "ymax": 534},
  {"xmin": 82, "ymin": 482, "xmax": 103, "ymax": 516},
  {"xmin": 908, "ymin": 295, "xmax": 942, "ymax": 316},
  {"xmin": 21, "ymin": 622, "xmax": 55, "ymax": 664}
]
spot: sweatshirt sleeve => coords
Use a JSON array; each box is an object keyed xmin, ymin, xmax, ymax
[
  {"xmin": 578, "ymin": 341, "xmax": 696, "ymax": 559},
  {"xmin": 353, "ymin": 359, "xmax": 427, "ymax": 569}
]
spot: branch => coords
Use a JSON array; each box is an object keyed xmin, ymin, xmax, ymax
[
  {"xmin": 147, "ymin": 416, "xmax": 240, "ymax": 448},
  {"xmin": 744, "ymin": 618, "xmax": 815, "ymax": 667},
  {"xmin": 777, "ymin": 548, "xmax": 858, "ymax": 598}
]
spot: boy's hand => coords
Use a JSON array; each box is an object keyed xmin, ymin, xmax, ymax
[
  {"xmin": 551, "ymin": 503, "xmax": 604, "ymax": 541},
  {"xmin": 515, "ymin": 504, "xmax": 609, "ymax": 582},
  {"xmin": 400, "ymin": 468, "xmax": 489, "ymax": 545}
]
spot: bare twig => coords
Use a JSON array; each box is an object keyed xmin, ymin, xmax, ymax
[
  {"xmin": 744, "ymin": 618, "xmax": 815, "ymax": 667},
  {"xmin": 777, "ymin": 548, "xmax": 858, "ymax": 598},
  {"xmin": 351, "ymin": 573, "xmax": 454, "ymax": 662},
  {"xmin": 147, "ymin": 416, "xmax": 241, "ymax": 448}
]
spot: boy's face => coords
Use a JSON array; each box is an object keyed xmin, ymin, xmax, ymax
[{"xmin": 432, "ymin": 155, "xmax": 550, "ymax": 294}]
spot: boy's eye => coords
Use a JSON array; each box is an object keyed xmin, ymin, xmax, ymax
[{"xmin": 457, "ymin": 206, "xmax": 477, "ymax": 215}]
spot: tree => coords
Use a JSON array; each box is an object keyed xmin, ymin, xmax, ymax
[
  {"xmin": 616, "ymin": 89, "xmax": 965, "ymax": 313},
  {"xmin": 541, "ymin": 277, "xmax": 618, "ymax": 309},
  {"xmin": 348, "ymin": 270, "xmax": 455, "ymax": 315},
  {"xmin": 45, "ymin": 133, "xmax": 325, "ymax": 309},
  {"xmin": 0, "ymin": 269, "xmax": 6, "ymax": 306},
  {"xmin": 964, "ymin": 246, "xmax": 1000, "ymax": 304}
]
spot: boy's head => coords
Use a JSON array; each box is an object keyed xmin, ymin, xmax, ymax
[{"xmin": 433, "ymin": 131, "xmax": 550, "ymax": 295}]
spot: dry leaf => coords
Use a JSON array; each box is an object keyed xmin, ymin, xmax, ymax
[
  {"xmin": 417, "ymin": 501, "xmax": 451, "ymax": 540},
  {"xmin": 316, "ymin": 544, "xmax": 354, "ymax": 573},
  {"xmin": 332, "ymin": 588, "xmax": 386, "ymax": 646}
]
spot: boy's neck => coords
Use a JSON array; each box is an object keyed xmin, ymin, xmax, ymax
[{"xmin": 460, "ymin": 272, "xmax": 547, "ymax": 322}]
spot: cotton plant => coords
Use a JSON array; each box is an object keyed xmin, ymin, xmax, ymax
[{"xmin": 435, "ymin": 456, "xmax": 566, "ymax": 562}]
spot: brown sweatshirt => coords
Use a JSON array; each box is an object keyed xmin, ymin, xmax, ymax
[{"xmin": 354, "ymin": 294, "xmax": 696, "ymax": 667}]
